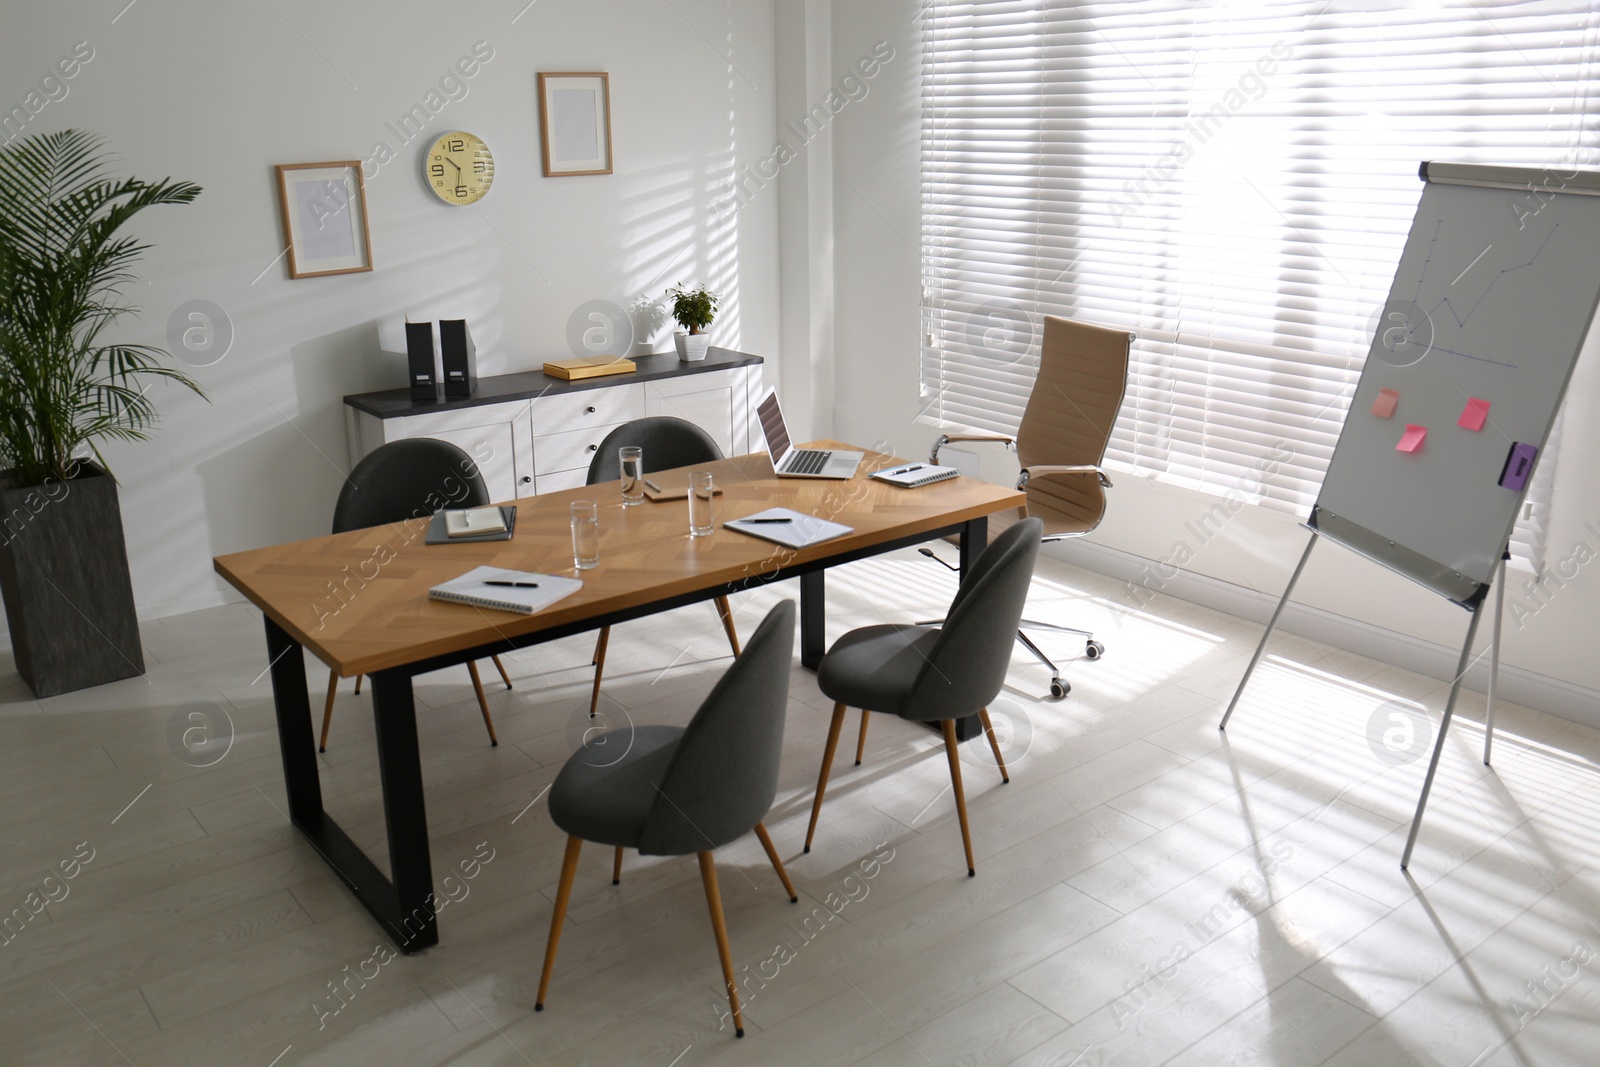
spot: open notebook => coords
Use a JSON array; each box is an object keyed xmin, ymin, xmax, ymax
[
  {"xmin": 723, "ymin": 507, "xmax": 853, "ymax": 550},
  {"xmin": 870, "ymin": 463, "xmax": 960, "ymax": 488},
  {"xmin": 429, "ymin": 566, "xmax": 582, "ymax": 615}
]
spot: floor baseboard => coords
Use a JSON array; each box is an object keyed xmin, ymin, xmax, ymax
[{"xmin": 1049, "ymin": 537, "xmax": 1600, "ymax": 732}]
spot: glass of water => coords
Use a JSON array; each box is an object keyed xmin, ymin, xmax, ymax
[
  {"xmin": 688, "ymin": 471, "xmax": 715, "ymax": 538},
  {"xmin": 570, "ymin": 501, "xmax": 600, "ymax": 570},
  {"xmin": 619, "ymin": 446, "xmax": 644, "ymax": 507}
]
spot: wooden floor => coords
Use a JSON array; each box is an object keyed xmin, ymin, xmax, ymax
[{"xmin": 3, "ymin": 549, "xmax": 1597, "ymax": 1066}]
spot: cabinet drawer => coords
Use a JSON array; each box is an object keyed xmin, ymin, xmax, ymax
[
  {"xmin": 533, "ymin": 421, "xmax": 627, "ymax": 478},
  {"xmin": 645, "ymin": 384, "xmax": 734, "ymax": 458},
  {"xmin": 535, "ymin": 468, "xmax": 589, "ymax": 495},
  {"xmin": 530, "ymin": 385, "xmax": 644, "ymax": 436},
  {"xmin": 402, "ymin": 399, "xmax": 530, "ymax": 436},
  {"xmin": 413, "ymin": 423, "xmax": 522, "ymax": 503}
]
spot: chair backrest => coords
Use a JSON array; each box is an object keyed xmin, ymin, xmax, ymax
[
  {"xmin": 332, "ymin": 439, "xmax": 490, "ymax": 534},
  {"xmin": 638, "ymin": 600, "xmax": 795, "ymax": 856},
  {"xmin": 1016, "ymin": 316, "xmax": 1131, "ymax": 535},
  {"xmin": 900, "ymin": 518, "xmax": 1042, "ymax": 721},
  {"xmin": 585, "ymin": 416, "xmax": 724, "ymax": 485}
]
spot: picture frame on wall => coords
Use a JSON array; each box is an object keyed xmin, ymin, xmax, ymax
[
  {"xmin": 274, "ymin": 161, "xmax": 373, "ymax": 279},
  {"xmin": 537, "ymin": 72, "xmax": 613, "ymax": 177}
]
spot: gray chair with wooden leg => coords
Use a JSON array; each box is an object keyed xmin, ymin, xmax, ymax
[
  {"xmin": 804, "ymin": 518, "xmax": 1042, "ymax": 876},
  {"xmin": 321, "ymin": 438, "xmax": 511, "ymax": 751},
  {"xmin": 583, "ymin": 416, "xmax": 741, "ymax": 716},
  {"xmin": 536, "ymin": 600, "xmax": 798, "ymax": 1038}
]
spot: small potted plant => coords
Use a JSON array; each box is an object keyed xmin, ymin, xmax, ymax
[
  {"xmin": 0, "ymin": 129, "xmax": 204, "ymax": 696},
  {"xmin": 667, "ymin": 283, "xmax": 718, "ymax": 362}
]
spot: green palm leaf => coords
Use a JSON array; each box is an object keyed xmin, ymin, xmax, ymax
[{"xmin": 0, "ymin": 129, "xmax": 205, "ymax": 486}]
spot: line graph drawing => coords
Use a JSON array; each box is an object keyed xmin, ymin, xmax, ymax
[{"xmin": 1391, "ymin": 218, "xmax": 1561, "ymax": 366}]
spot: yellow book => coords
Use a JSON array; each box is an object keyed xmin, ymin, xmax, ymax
[{"xmin": 543, "ymin": 356, "xmax": 636, "ymax": 381}]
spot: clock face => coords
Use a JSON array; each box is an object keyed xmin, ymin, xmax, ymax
[{"xmin": 425, "ymin": 131, "xmax": 494, "ymax": 205}]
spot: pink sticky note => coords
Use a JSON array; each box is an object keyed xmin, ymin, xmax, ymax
[
  {"xmin": 1371, "ymin": 388, "xmax": 1400, "ymax": 418},
  {"xmin": 1458, "ymin": 397, "xmax": 1490, "ymax": 431},
  {"xmin": 1396, "ymin": 424, "xmax": 1427, "ymax": 453}
]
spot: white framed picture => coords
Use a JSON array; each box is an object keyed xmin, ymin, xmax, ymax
[
  {"xmin": 537, "ymin": 73, "xmax": 613, "ymax": 177},
  {"xmin": 274, "ymin": 161, "xmax": 373, "ymax": 279}
]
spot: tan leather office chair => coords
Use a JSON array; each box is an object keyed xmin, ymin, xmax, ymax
[{"xmin": 928, "ymin": 314, "xmax": 1132, "ymax": 699}]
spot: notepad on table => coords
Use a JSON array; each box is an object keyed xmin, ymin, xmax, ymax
[
  {"xmin": 642, "ymin": 476, "xmax": 724, "ymax": 502},
  {"xmin": 424, "ymin": 506, "xmax": 517, "ymax": 545},
  {"xmin": 724, "ymin": 508, "xmax": 853, "ymax": 549},
  {"xmin": 429, "ymin": 566, "xmax": 583, "ymax": 615},
  {"xmin": 446, "ymin": 507, "xmax": 508, "ymax": 537},
  {"xmin": 870, "ymin": 463, "xmax": 960, "ymax": 488}
]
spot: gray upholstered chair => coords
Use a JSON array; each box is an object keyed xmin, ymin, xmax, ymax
[
  {"xmin": 321, "ymin": 438, "xmax": 511, "ymax": 751},
  {"xmin": 804, "ymin": 518, "xmax": 1043, "ymax": 876},
  {"xmin": 583, "ymin": 416, "xmax": 741, "ymax": 716},
  {"xmin": 535, "ymin": 600, "xmax": 798, "ymax": 1038}
]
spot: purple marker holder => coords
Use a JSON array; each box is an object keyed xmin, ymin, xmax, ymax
[{"xmin": 1499, "ymin": 442, "xmax": 1538, "ymax": 491}]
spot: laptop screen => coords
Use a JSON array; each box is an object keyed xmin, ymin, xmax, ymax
[{"xmin": 756, "ymin": 390, "xmax": 792, "ymax": 462}]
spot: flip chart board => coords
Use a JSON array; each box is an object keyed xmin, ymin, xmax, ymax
[{"xmin": 1312, "ymin": 162, "xmax": 1600, "ymax": 606}]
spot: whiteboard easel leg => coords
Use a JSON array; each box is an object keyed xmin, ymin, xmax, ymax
[
  {"xmin": 1220, "ymin": 531, "xmax": 1318, "ymax": 731},
  {"xmin": 1401, "ymin": 605, "xmax": 1485, "ymax": 869},
  {"xmin": 1484, "ymin": 553, "xmax": 1506, "ymax": 766}
]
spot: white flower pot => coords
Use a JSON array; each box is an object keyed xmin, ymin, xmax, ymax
[{"xmin": 674, "ymin": 331, "xmax": 711, "ymax": 361}]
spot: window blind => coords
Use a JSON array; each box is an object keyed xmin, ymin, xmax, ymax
[{"xmin": 920, "ymin": 0, "xmax": 1599, "ymax": 568}]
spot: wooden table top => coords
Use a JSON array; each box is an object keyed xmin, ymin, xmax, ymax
[{"xmin": 213, "ymin": 442, "xmax": 1025, "ymax": 677}]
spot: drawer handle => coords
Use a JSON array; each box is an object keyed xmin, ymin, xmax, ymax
[
  {"xmin": 586, "ymin": 406, "xmax": 596, "ymax": 414},
  {"xmin": 521, "ymin": 476, "xmax": 532, "ymax": 484},
  {"xmin": 586, "ymin": 443, "xmax": 598, "ymax": 453}
]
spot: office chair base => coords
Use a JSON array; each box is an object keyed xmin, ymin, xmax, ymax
[
  {"xmin": 918, "ymin": 548, "xmax": 1105, "ymax": 697},
  {"xmin": 1014, "ymin": 630, "xmax": 1067, "ymax": 699}
]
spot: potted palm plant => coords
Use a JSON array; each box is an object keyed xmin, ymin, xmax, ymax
[
  {"xmin": 667, "ymin": 283, "xmax": 718, "ymax": 361},
  {"xmin": 0, "ymin": 129, "xmax": 204, "ymax": 697}
]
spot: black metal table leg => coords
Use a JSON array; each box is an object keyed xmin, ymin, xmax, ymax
[
  {"xmin": 959, "ymin": 516, "xmax": 988, "ymax": 577},
  {"xmin": 799, "ymin": 570, "xmax": 826, "ymax": 670},
  {"xmin": 265, "ymin": 618, "xmax": 322, "ymax": 824},
  {"xmin": 261, "ymin": 617, "xmax": 438, "ymax": 954},
  {"xmin": 369, "ymin": 668, "xmax": 437, "ymax": 952},
  {"xmin": 952, "ymin": 516, "xmax": 990, "ymax": 742}
]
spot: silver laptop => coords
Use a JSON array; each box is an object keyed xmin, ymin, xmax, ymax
[{"xmin": 756, "ymin": 388, "xmax": 863, "ymax": 479}]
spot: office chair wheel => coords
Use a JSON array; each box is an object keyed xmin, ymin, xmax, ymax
[
  {"xmin": 1050, "ymin": 677, "xmax": 1070, "ymax": 699},
  {"xmin": 1085, "ymin": 640, "xmax": 1104, "ymax": 660}
]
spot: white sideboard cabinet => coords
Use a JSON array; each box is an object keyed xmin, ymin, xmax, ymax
[{"xmin": 343, "ymin": 349, "xmax": 765, "ymax": 503}]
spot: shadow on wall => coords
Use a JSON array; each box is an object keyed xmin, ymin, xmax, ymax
[{"xmin": 196, "ymin": 322, "xmax": 397, "ymax": 557}]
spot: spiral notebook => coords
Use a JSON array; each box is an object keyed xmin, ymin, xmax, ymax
[
  {"xmin": 724, "ymin": 508, "xmax": 852, "ymax": 549},
  {"xmin": 429, "ymin": 566, "xmax": 582, "ymax": 615},
  {"xmin": 870, "ymin": 463, "xmax": 960, "ymax": 488}
]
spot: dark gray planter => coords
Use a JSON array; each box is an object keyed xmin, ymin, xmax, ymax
[{"xmin": 0, "ymin": 463, "xmax": 145, "ymax": 697}]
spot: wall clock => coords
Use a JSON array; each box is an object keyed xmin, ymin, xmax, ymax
[{"xmin": 424, "ymin": 131, "xmax": 494, "ymax": 205}]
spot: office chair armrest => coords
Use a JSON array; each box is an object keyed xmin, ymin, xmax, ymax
[
  {"xmin": 1019, "ymin": 464, "xmax": 1113, "ymax": 489},
  {"xmin": 930, "ymin": 434, "xmax": 1016, "ymax": 464}
]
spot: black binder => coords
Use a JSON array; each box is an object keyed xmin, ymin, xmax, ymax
[
  {"xmin": 405, "ymin": 321, "xmax": 439, "ymax": 401},
  {"xmin": 439, "ymin": 319, "xmax": 477, "ymax": 398}
]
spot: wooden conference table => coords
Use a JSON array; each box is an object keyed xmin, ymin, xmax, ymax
[{"xmin": 213, "ymin": 443, "xmax": 1024, "ymax": 952}]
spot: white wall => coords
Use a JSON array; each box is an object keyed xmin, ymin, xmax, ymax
[
  {"xmin": 829, "ymin": 0, "xmax": 1600, "ymax": 721},
  {"xmin": 1, "ymin": 0, "xmax": 781, "ymax": 635}
]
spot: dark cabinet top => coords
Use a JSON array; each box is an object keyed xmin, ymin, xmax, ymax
[{"xmin": 344, "ymin": 348, "xmax": 764, "ymax": 420}]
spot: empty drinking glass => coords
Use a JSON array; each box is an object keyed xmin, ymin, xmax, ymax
[
  {"xmin": 570, "ymin": 501, "xmax": 600, "ymax": 569},
  {"xmin": 619, "ymin": 446, "xmax": 644, "ymax": 507},
  {"xmin": 688, "ymin": 471, "xmax": 715, "ymax": 538}
]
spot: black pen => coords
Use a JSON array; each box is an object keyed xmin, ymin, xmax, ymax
[
  {"xmin": 485, "ymin": 580, "xmax": 540, "ymax": 588},
  {"xmin": 739, "ymin": 517, "xmax": 792, "ymax": 524}
]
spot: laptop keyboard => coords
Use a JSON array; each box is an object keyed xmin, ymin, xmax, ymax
[{"xmin": 783, "ymin": 449, "xmax": 832, "ymax": 475}]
